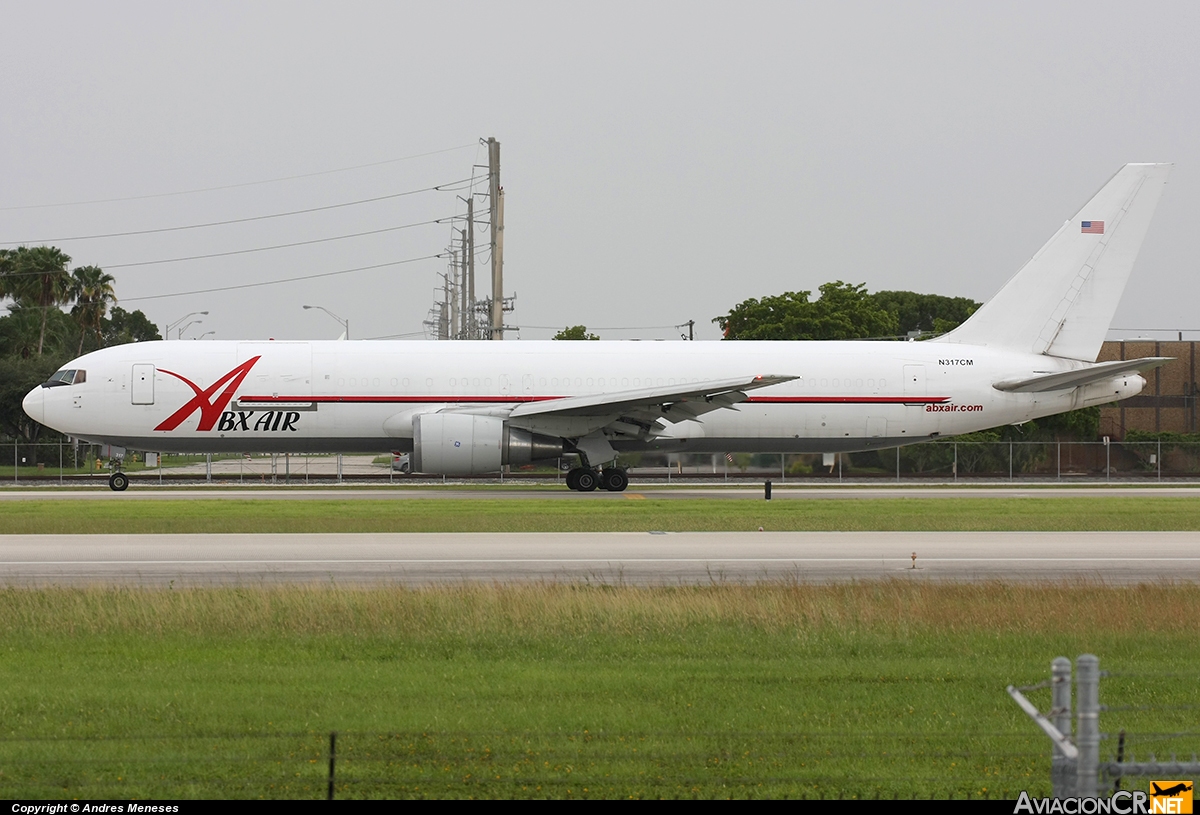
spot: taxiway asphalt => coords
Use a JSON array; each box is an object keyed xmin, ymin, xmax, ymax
[
  {"xmin": 2, "ymin": 485, "xmax": 1200, "ymax": 500},
  {"xmin": 0, "ymin": 531, "xmax": 1196, "ymax": 585}
]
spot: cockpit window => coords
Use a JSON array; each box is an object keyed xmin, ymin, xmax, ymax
[{"xmin": 42, "ymin": 369, "xmax": 85, "ymax": 387}]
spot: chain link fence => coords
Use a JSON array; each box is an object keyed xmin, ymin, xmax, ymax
[{"xmin": 4, "ymin": 440, "xmax": 1200, "ymax": 485}]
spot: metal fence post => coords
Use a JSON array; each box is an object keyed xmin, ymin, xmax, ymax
[
  {"xmin": 59, "ymin": 441, "xmax": 63, "ymax": 486},
  {"xmin": 337, "ymin": 453, "xmax": 343, "ymax": 484},
  {"xmin": 14, "ymin": 441, "xmax": 17, "ymax": 484},
  {"xmin": 1009, "ymin": 441, "xmax": 1014, "ymax": 481},
  {"xmin": 1076, "ymin": 654, "xmax": 1100, "ymax": 798},
  {"xmin": 1158, "ymin": 440, "xmax": 1162, "ymax": 481},
  {"xmin": 896, "ymin": 446, "xmax": 900, "ymax": 482},
  {"xmin": 1057, "ymin": 441, "xmax": 1061, "ymax": 481},
  {"xmin": 953, "ymin": 442, "xmax": 958, "ymax": 483},
  {"xmin": 1051, "ymin": 656, "xmax": 1074, "ymax": 798},
  {"xmin": 206, "ymin": 453, "xmax": 212, "ymax": 484}
]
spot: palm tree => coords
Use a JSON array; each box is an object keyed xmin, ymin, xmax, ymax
[
  {"xmin": 7, "ymin": 246, "xmax": 73, "ymax": 355},
  {"xmin": 69, "ymin": 265, "xmax": 117, "ymax": 354}
]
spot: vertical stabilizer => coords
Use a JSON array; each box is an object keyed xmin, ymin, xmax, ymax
[{"xmin": 933, "ymin": 163, "xmax": 1172, "ymax": 361}]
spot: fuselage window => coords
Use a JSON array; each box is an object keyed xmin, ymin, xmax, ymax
[
  {"xmin": 338, "ymin": 378, "xmax": 345, "ymax": 387},
  {"xmin": 868, "ymin": 378, "xmax": 876, "ymax": 388},
  {"xmin": 373, "ymin": 378, "xmax": 380, "ymax": 388},
  {"xmin": 390, "ymin": 378, "xmax": 398, "ymax": 387},
  {"xmin": 552, "ymin": 377, "xmax": 559, "ymax": 386}
]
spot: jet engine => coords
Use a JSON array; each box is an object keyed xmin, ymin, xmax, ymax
[{"xmin": 411, "ymin": 413, "xmax": 565, "ymax": 475}]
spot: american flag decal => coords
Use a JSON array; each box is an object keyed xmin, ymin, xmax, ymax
[{"xmin": 1081, "ymin": 220, "xmax": 1105, "ymax": 234}]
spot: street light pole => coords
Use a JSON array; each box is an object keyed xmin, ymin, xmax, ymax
[
  {"xmin": 176, "ymin": 320, "xmax": 203, "ymax": 339},
  {"xmin": 302, "ymin": 305, "xmax": 349, "ymax": 340},
  {"xmin": 165, "ymin": 311, "xmax": 209, "ymax": 340}
]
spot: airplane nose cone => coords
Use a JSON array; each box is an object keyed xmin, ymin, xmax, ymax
[{"xmin": 22, "ymin": 386, "xmax": 44, "ymax": 424}]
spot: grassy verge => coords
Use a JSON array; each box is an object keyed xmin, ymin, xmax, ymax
[
  {"xmin": 2, "ymin": 497, "xmax": 1200, "ymax": 534},
  {"xmin": 0, "ymin": 582, "xmax": 1196, "ymax": 799}
]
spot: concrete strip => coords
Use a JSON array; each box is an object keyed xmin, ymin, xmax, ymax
[{"xmin": 0, "ymin": 531, "xmax": 1196, "ymax": 586}]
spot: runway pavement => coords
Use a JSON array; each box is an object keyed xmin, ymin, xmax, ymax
[
  {"xmin": 2, "ymin": 485, "xmax": 1200, "ymax": 500},
  {"xmin": 1, "ymin": 531, "xmax": 1197, "ymax": 586}
]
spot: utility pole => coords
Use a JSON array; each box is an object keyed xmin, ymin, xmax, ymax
[
  {"xmin": 487, "ymin": 137, "xmax": 504, "ymax": 340},
  {"xmin": 439, "ymin": 275, "xmax": 450, "ymax": 340},
  {"xmin": 449, "ymin": 250, "xmax": 459, "ymax": 340},
  {"xmin": 466, "ymin": 196, "xmax": 475, "ymax": 338},
  {"xmin": 459, "ymin": 230, "xmax": 468, "ymax": 339}
]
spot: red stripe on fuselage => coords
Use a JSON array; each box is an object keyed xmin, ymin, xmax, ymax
[{"xmin": 238, "ymin": 395, "xmax": 952, "ymax": 405}]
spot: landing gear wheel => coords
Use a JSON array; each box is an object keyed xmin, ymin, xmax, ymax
[
  {"xmin": 575, "ymin": 469, "xmax": 599, "ymax": 492},
  {"xmin": 566, "ymin": 468, "xmax": 583, "ymax": 490},
  {"xmin": 601, "ymin": 468, "xmax": 629, "ymax": 492},
  {"xmin": 109, "ymin": 471, "xmax": 129, "ymax": 492}
]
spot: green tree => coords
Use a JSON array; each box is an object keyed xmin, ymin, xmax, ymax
[
  {"xmin": 553, "ymin": 325, "xmax": 600, "ymax": 340},
  {"xmin": 102, "ymin": 306, "xmax": 162, "ymax": 345},
  {"xmin": 0, "ymin": 305, "xmax": 77, "ymax": 360},
  {"xmin": 69, "ymin": 265, "xmax": 117, "ymax": 354},
  {"xmin": 0, "ymin": 354, "xmax": 65, "ymax": 443},
  {"xmin": 714, "ymin": 281, "xmax": 899, "ymax": 340},
  {"xmin": 869, "ymin": 290, "xmax": 980, "ymax": 337},
  {"xmin": 3, "ymin": 246, "xmax": 74, "ymax": 355}
]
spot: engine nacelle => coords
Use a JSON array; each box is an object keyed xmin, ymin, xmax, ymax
[{"xmin": 411, "ymin": 413, "xmax": 565, "ymax": 475}]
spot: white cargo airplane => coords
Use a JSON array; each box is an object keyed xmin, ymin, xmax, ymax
[{"xmin": 24, "ymin": 163, "xmax": 1173, "ymax": 492}]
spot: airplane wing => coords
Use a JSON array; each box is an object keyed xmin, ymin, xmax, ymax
[
  {"xmin": 992, "ymin": 357, "xmax": 1171, "ymax": 393},
  {"xmin": 508, "ymin": 375, "xmax": 796, "ymax": 421}
]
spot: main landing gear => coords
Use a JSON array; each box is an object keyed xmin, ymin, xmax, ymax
[{"xmin": 566, "ymin": 466, "xmax": 629, "ymax": 492}]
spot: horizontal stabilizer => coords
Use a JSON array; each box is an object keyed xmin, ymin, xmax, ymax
[{"xmin": 993, "ymin": 357, "xmax": 1171, "ymax": 393}]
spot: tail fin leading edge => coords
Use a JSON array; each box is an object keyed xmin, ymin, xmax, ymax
[{"xmin": 934, "ymin": 163, "xmax": 1172, "ymax": 362}]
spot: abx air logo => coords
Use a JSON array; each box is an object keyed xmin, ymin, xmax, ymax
[{"xmin": 154, "ymin": 357, "xmax": 261, "ymax": 432}]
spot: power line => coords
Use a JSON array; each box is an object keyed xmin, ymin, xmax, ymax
[
  {"xmin": 0, "ymin": 179, "xmax": 473, "ymax": 244},
  {"xmin": 0, "ymin": 143, "xmax": 477, "ymax": 211},
  {"xmin": 102, "ymin": 217, "xmax": 449, "ymax": 269},
  {"xmin": 120, "ymin": 254, "xmax": 442, "ymax": 303},
  {"xmin": 519, "ymin": 324, "xmax": 684, "ymax": 331}
]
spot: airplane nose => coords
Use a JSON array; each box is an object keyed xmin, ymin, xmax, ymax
[{"xmin": 22, "ymin": 386, "xmax": 44, "ymax": 424}]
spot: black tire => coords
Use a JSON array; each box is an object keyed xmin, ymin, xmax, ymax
[
  {"xmin": 575, "ymin": 469, "xmax": 599, "ymax": 492},
  {"xmin": 565, "ymin": 468, "xmax": 582, "ymax": 490},
  {"xmin": 109, "ymin": 472, "xmax": 129, "ymax": 492},
  {"xmin": 602, "ymin": 468, "xmax": 629, "ymax": 492}
]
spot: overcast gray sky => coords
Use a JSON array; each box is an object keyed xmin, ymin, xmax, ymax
[{"xmin": 2, "ymin": 1, "xmax": 1197, "ymax": 343}]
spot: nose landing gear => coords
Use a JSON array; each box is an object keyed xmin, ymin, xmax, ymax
[{"xmin": 108, "ymin": 471, "xmax": 129, "ymax": 492}]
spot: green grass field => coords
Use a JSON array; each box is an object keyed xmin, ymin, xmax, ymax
[
  {"xmin": 0, "ymin": 583, "xmax": 1197, "ymax": 799},
  {"xmin": 3, "ymin": 496, "xmax": 1200, "ymax": 534}
]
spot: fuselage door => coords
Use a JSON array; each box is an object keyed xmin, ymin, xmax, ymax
[
  {"xmin": 131, "ymin": 364, "xmax": 155, "ymax": 405},
  {"xmin": 903, "ymin": 365, "xmax": 926, "ymax": 397}
]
